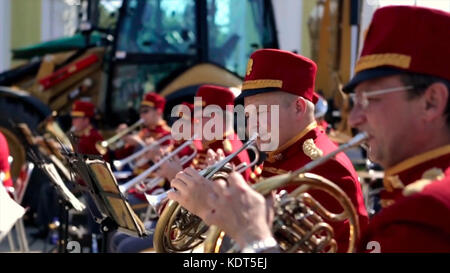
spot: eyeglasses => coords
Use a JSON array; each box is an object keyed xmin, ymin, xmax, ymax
[
  {"xmin": 349, "ymin": 85, "xmax": 414, "ymax": 110},
  {"xmin": 140, "ymin": 108, "xmax": 151, "ymax": 114}
]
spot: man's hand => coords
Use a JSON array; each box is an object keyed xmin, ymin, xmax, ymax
[
  {"xmin": 144, "ymin": 144, "xmax": 164, "ymax": 162},
  {"xmin": 168, "ymin": 167, "xmax": 215, "ymax": 218},
  {"xmin": 168, "ymin": 169, "xmax": 274, "ymax": 250},
  {"xmin": 116, "ymin": 123, "xmax": 128, "ymax": 133},
  {"xmin": 205, "ymin": 148, "xmax": 225, "ymax": 166},
  {"xmin": 122, "ymin": 134, "xmax": 144, "ymax": 147},
  {"xmin": 156, "ymin": 156, "xmax": 183, "ymax": 181},
  {"xmin": 202, "ymin": 172, "xmax": 274, "ymax": 249}
]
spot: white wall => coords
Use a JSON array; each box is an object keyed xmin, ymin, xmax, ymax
[
  {"xmin": 271, "ymin": 0, "xmax": 303, "ymax": 53},
  {"xmin": 41, "ymin": 0, "xmax": 78, "ymax": 42},
  {"xmin": 0, "ymin": 0, "xmax": 11, "ymax": 73}
]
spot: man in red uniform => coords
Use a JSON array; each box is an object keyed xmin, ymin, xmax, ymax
[
  {"xmin": 69, "ymin": 100, "xmax": 108, "ymax": 238},
  {"xmin": 171, "ymin": 6, "xmax": 450, "ymax": 253},
  {"xmin": 70, "ymin": 100, "xmax": 105, "ymax": 157},
  {"xmin": 115, "ymin": 92, "xmax": 172, "ymax": 161},
  {"xmin": 114, "ymin": 92, "xmax": 172, "ymax": 204},
  {"xmin": 169, "ymin": 50, "xmax": 368, "ymax": 252},
  {"xmin": 342, "ymin": 6, "xmax": 450, "ymax": 252},
  {"xmin": 157, "ymin": 85, "xmax": 252, "ymax": 182}
]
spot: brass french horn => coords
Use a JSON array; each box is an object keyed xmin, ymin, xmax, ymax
[
  {"xmin": 203, "ymin": 132, "xmax": 369, "ymax": 253},
  {"xmin": 153, "ymin": 134, "xmax": 260, "ymax": 253}
]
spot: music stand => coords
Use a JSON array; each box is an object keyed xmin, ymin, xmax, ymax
[
  {"xmin": 16, "ymin": 123, "xmax": 85, "ymax": 252},
  {"xmin": 69, "ymin": 153, "xmax": 148, "ymax": 239}
]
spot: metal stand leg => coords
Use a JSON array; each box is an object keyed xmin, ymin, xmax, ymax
[
  {"xmin": 15, "ymin": 219, "xmax": 29, "ymax": 252},
  {"xmin": 143, "ymin": 205, "xmax": 157, "ymax": 223},
  {"xmin": 7, "ymin": 231, "xmax": 16, "ymax": 252}
]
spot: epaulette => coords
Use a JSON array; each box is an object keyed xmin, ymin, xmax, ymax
[{"xmin": 403, "ymin": 167, "xmax": 445, "ymax": 197}]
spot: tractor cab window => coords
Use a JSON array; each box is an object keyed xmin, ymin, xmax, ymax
[
  {"xmin": 117, "ymin": 0, "xmax": 197, "ymax": 54},
  {"xmin": 105, "ymin": 0, "xmax": 277, "ymax": 126},
  {"xmin": 206, "ymin": 0, "xmax": 277, "ymax": 76},
  {"xmin": 97, "ymin": 0, "xmax": 123, "ymax": 30}
]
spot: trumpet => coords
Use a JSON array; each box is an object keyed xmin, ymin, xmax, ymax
[
  {"xmin": 147, "ymin": 134, "xmax": 259, "ymax": 213},
  {"xmin": 152, "ymin": 134, "xmax": 260, "ymax": 253},
  {"xmin": 95, "ymin": 119, "xmax": 144, "ymax": 155},
  {"xmin": 132, "ymin": 147, "xmax": 199, "ymax": 194},
  {"xmin": 118, "ymin": 138, "xmax": 197, "ymax": 194},
  {"xmin": 113, "ymin": 134, "xmax": 173, "ymax": 170},
  {"xmin": 203, "ymin": 132, "xmax": 369, "ymax": 253}
]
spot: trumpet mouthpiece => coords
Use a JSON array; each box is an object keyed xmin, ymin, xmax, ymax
[{"xmin": 348, "ymin": 132, "xmax": 369, "ymax": 147}]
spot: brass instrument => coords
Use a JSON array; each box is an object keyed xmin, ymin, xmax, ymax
[
  {"xmin": 95, "ymin": 118, "xmax": 144, "ymax": 155},
  {"xmin": 152, "ymin": 134, "xmax": 260, "ymax": 253},
  {"xmin": 203, "ymin": 132, "xmax": 369, "ymax": 253},
  {"xmin": 118, "ymin": 138, "xmax": 197, "ymax": 194},
  {"xmin": 113, "ymin": 134, "xmax": 173, "ymax": 170},
  {"xmin": 128, "ymin": 144, "xmax": 199, "ymax": 194}
]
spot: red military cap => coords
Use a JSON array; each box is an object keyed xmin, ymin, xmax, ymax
[
  {"xmin": 71, "ymin": 100, "xmax": 95, "ymax": 118},
  {"xmin": 195, "ymin": 85, "xmax": 235, "ymax": 110},
  {"xmin": 236, "ymin": 49, "xmax": 318, "ymax": 104},
  {"xmin": 141, "ymin": 92, "xmax": 166, "ymax": 113},
  {"xmin": 344, "ymin": 6, "xmax": 450, "ymax": 92}
]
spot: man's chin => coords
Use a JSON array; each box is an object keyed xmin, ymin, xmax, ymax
[{"xmin": 367, "ymin": 146, "xmax": 385, "ymax": 167}]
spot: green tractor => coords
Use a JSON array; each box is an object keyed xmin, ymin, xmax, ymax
[{"xmin": 0, "ymin": 0, "xmax": 278, "ymax": 179}]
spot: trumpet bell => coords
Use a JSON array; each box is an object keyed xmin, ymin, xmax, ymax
[{"xmin": 145, "ymin": 189, "xmax": 172, "ymax": 214}]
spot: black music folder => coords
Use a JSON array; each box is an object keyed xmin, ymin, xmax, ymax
[{"xmin": 78, "ymin": 156, "xmax": 148, "ymax": 237}]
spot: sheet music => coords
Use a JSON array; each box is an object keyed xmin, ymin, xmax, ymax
[
  {"xmin": 41, "ymin": 163, "xmax": 86, "ymax": 212},
  {"xmin": 0, "ymin": 185, "xmax": 26, "ymax": 242},
  {"xmin": 86, "ymin": 159, "xmax": 148, "ymax": 237}
]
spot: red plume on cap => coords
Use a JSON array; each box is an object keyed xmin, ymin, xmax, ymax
[{"xmin": 71, "ymin": 100, "xmax": 95, "ymax": 118}]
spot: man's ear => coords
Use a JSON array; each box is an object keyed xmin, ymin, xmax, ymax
[
  {"xmin": 422, "ymin": 82, "xmax": 449, "ymax": 122},
  {"xmin": 295, "ymin": 97, "xmax": 307, "ymax": 116}
]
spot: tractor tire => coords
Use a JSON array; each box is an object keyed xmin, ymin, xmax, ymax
[
  {"xmin": 0, "ymin": 97, "xmax": 51, "ymax": 215},
  {"xmin": 0, "ymin": 97, "xmax": 42, "ymax": 178}
]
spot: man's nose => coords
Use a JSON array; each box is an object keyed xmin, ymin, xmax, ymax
[{"xmin": 348, "ymin": 106, "xmax": 366, "ymax": 129}]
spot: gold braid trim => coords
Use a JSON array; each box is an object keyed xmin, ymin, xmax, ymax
[
  {"xmin": 242, "ymin": 79, "xmax": 283, "ymax": 90},
  {"xmin": 355, "ymin": 53, "xmax": 411, "ymax": 74}
]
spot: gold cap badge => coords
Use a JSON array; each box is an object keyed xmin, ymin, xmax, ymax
[{"xmin": 246, "ymin": 58, "xmax": 253, "ymax": 76}]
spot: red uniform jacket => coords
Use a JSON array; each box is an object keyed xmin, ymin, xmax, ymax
[
  {"xmin": 172, "ymin": 139, "xmax": 197, "ymax": 168},
  {"xmin": 192, "ymin": 132, "xmax": 252, "ymax": 182},
  {"xmin": 0, "ymin": 132, "xmax": 13, "ymax": 188},
  {"xmin": 76, "ymin": 126, "xmax": 105, "ymax": 156},
  {"xmin": 358, "ymin": 145, "xmax": 450, "ymax": 252},
  {"xmin": 125, "ymin": 121, "xmax": 173, "ymax": 201},
  {"xmin": 73, "ymin": 126, "xmax": 107, "ymax": 186},
  {"xmin": 259, "ymin": 122, "xmax": 369, "ymax": 252}
]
